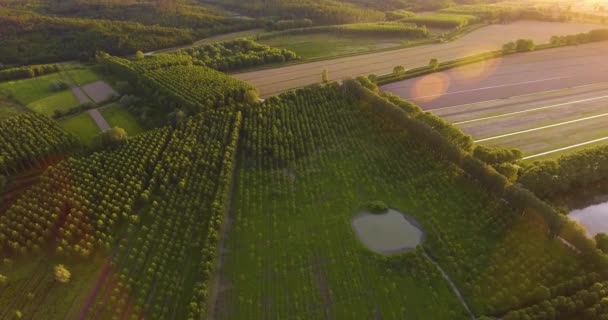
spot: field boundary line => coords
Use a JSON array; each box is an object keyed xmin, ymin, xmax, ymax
[
  {"xmin": 475, "ymin": 113, "xmax": 608, "ymax": 142},
  {"xmin": 454, "ymin": 94, "xmax": 608, "ymax": 124},
  {"xmin": 430, "ymin": 82, "xmax": 606, "ymax": 112},
  {"xmin": 523, "ymin": 136, "xmax": 608, "ymax": 159},
  {"xmin": 406, "ymin": 75, "xmax": 573, "ymax": 100}
]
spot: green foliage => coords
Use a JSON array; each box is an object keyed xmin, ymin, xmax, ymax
[
  {"xmin": 0, "ymin": 7, "xmax": 194, "ymax": 64},
  {"xmin": 401, "ymin": 13, "xmax": 478, "ymax": 29},
  {"xmin": 386, "ymin": 10, "xmax": 416, "ymax": 21},
  {"xmin": 596, "ymin": 233, "xmax": 608, "ymax": 254},
  {"xmin": 266, "ymin": 18, "xmax": 313, "ymax": 31},
  {"xmin": 393, "ymin": 65, "xmax": 406, "ymax": 75},
  {"xmin": 53, "ymin": 264, "xmax": 71, "ymax": 283},
  {"xmin": 322, "ymin": 69, "xmax": 329, "ymax": 83},
  {"xmin": 473, "ymin": 145, "xmax": 523, "ymax": 165},
  {"xmin": 367, "ymin": 200, "xmax": 389, "ymax": 213},
  {"xmin": 48, "ymin": 80, "xmax": 69, "ymax": 92},
  {"xmin": 519, "ymin": 145, "xmax": 608, "ymax": 200},
  {"xmin": 502, "ymin": 41, "xmax": 516, "ymax": 53},
  {"xmin": 178, "ymin": 39, "xmax": 299, "ymax": 72},
  {"xmin": 99, "ymin": 53, "xmax": 256, "ymax": 114},
  {"xmin": 208, "ymin": 0, "xmax": 385, "ymax": 25},
  {"xmin": 429, "ymin": 58, "xmax": 439, "ymax": 70},
  {"xmin": 0, "ymin": 64, "xmax": 60, "ymax": 82},
  {"xmin": 0, "ymin": 113, "xmax": 77, "ymax": 174},
  {"xmin": 135, "ymin": 51, "xmax": 145, "ymax": 60},
  {"xmin": 515, "ymin": 39, "xmax": 535, "ymax": 52},
  {"xmin": 258, "ymin": 21, "xmax": 430, "ymax": 39}
]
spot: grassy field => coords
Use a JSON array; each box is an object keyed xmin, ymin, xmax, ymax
[
  {"xmin": 58, "ymin": 112, "xmax": 100, "ymax": 145},
  {"xmin": 100, "ymin": 103, "xmax": 145, "ymax": 136},
  {"xmin": 0, "ymin": 254, "xmax": 106, "ymax": 320},
  {"xmin": 0, "ymin": 67, "xmax": 103, "ymax": 117},
  {"xmin": 259, "ymin": 33, "xmax": 409, "ymax": 59},
  {"xmin": 0, "ymin": 95, "xmax": 23, "ymax": 119}
]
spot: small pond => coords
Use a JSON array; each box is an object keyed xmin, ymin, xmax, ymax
[
  {"xmin": 570, "ymin": 201, "xmax": 608, "ymax": 237},
  {"xmin": 352, "ymin": 209, "xmax": 425, "ymax": 255}
]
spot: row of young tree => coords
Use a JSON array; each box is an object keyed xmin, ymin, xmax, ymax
[
  {"xmin": 0, "ymin": 109, "xmax": 242, "ymax": 319},
  {"xmin": 0, "ymin": 63, "xmax": 59, "ymax": 82},
  {"xmin": 177, "ymin": 39, "xmax": 299, "ymax": 72},
  {"xmin": 0, "ymin": 113, "xmax": 78, "ymax": 175},
  {"xmin": 98, "ymin": 53, "xmax": 258, "ymax": 114}
]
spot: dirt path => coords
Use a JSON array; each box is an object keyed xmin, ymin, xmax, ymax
[
  {"xmin": 207, "ymin": 151, "xmax": 241, "ymax": 320},
  {"xmin": 422, "ymin": 250, "xmax": 476, "ymax": 320},
  {"xmin": 87, "ymin": 109, "xmax": 110, "ymax": 131}
]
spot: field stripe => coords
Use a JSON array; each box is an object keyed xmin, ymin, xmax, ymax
[
  {"xmin": 475, "ymin": 113, "xmax": 608, "ymax": 142},
  {"xmin": 454, "ymin": 94, "xmax": 608, "ymax": 125},
  {"xmin": 405, "ymin": 76, "xmax": 573, "ymax": 99},
  {"xmin": 523, "ymin": 136, "xmax": 608, "ymax": 159}
]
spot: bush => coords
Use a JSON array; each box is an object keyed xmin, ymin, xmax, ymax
[
  {"xmin": 429, "ymin": 58, "xmax": 439, "ymax": 70},
  {"xmin": 515, "ymin": 39, "xmax": 535, "ymax": 52},
  {"xmin": 393, "ymin": 65, "xmax": 406, "ymax": 75},
  {"xmin": 49, "ymin": 80, "xmax": 69, "ymax": 92},
  {"xmin": 367, "ymin": 200, "xmax": 389, "ymax": 214},
  {"xmin": 473, "ymin": 145, "xmax": 523, "ymax": 165},
  {"xmin": 54, "ymin": 264, "xmax": 71, "ymax": 283}
]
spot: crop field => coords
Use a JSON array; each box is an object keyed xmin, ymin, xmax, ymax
[
  {"xmin": 259, "ymin": 33, "xmax": 410, "ymax": 59},
  {"xmin": 58, "ymin": 113, "xmax": 101, "ymax": 146},
  {"xmin": 215, "ymin": 84, "xmax": 592, "ymax": 319},
  {"xmin": 0, "ymin": 67, "xmax": 104, "ymax": 117},
  {"xmin": 100, "ymin": 103, "xmax": 145, "ymax": 136},
  {"xmin": 234, "ymin": 21, "xmax": 604, "ymax": 97}
]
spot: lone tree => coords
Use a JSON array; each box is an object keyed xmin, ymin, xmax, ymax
[
  {"xmin": 244, "ymin": 89, "xmax": 260, "ymax": 104},
  {"xmin": 322, "ymin": 69, "xmax": 329, "ymax": 83},
  {"xmin": 135, "ymin": 50, "xmax": 145, "ymax": 60},
  {"xmin": 54, "ymin": 264, "xmax": 71, "ymax": 283},
  {"xmin": 502, "ymin": 41, "xmax": 516, "ymax": 53},
  {"xmin": 106, "ymin": 127, "xmax": 128, "ymax": 145},
  {"xmin": 515, "ymin": 39, "xmax": 535, "ymax": 52},
  {"xmin": 429, "ymin": 58, "xmax": 439, "ymax": 70},
  {"xmin": 393, "ymin": 65, "xmax": 406, "ymax": 75}
]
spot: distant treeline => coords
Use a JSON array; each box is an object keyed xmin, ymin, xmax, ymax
[
  {"xmin": 204, "ymin": 0, "xmax": 385, "ymax": 25},
  {"xmin": 178, "ymin": 39, "xmax": 298, "ymax": 72},
  {"xmin": 0, "ymin": 64, "xmax": 60, "ymax": 82},
  {"xmin": 0, "ymin": 8, "xmax": 195, "ymax": 64},
  {"xmin": 258, "ymin": 22, "xmax": 430, "ymax": 40}
]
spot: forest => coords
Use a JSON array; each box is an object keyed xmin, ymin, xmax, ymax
[{"xmin": 177, "ymin": 39, "xmax": 299, "ymax": 72}]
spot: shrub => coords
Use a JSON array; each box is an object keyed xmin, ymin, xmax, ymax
[
  {"xmin": 54, "ymin": 264, "xmax": 71, "ymax": 283},
  {"xmin": 49, "ymin": 80, "xmax": 69, "ymax": 92},
  {"xmin": 515, "ymin": 39, "xmax": 535, "ymax": 52},
  {"xmin": 367, "ymin": 200, "xmax": 389, "ymax": 214},
  {"xmin": 429, "ymin": 58, "xmax": 439, "ymax": 70},
  {"xmin": 393, "ymin": 65, "xmax": 406, "ymax": 75}
]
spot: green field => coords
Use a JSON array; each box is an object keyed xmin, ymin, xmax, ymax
[
  {"xmin": 0, "ymin": 96, "xmax": 23, "ymax": 119},
  {"xmin": 0, "ymin": 254, "xmax": 105, "ymax": 320},
  {"xmin": 100, "ymin": 103, "xmax": 145, "ymax": 136},
  {"xmin": 58, "ymin": 112, "xmax": 100, "ymax": 145},
  {"xmin": 259, "ymin": 33, "xmax": 408, "ymax": 59},
  {"xmin": 0, "ymin": 67, "xmax": 102, "ymax": 117}
]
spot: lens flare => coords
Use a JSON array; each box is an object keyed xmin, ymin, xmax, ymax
[{"xmin": 410, "ymin": 73, "xmax": 451, "ymax": 102}]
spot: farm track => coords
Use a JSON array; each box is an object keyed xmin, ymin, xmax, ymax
[
  {"xmin": 422, "ymin": 249, "xmax": 476, "ymax": 320},
  {"xmin": 233, "ymin": 21, "xmax": 604, "ymax": 97}
]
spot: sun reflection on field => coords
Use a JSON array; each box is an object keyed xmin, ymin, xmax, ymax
[
  {"xmin": 453, "ymin": 55, "xmax": 502, "ymax": 84},
  {"xmin": 410, "ymin": 73, "xmax": 451, "ymax": 102}
]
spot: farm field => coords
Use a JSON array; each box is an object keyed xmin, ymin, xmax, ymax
[
  {"xmin": 100, "ymin": 103, "xmax": 145, "ymax": 136},
  {"xmin": 0, "ymin": 66, "xmax": 104, "ymax": 117},
  {"xmin": 259, "ymin": 33, "xmax": 421, "ymax": 60},
  {"xmin": 57, "ymin": 112, "xmax": 101, "ymax": 146},
  {"xmin": 233, "ymin": 20, "xmax": 604, "ymax": 96},
  {"xmin": 382, "ymin": 43, "xmax": 608, "ymax": 159}
]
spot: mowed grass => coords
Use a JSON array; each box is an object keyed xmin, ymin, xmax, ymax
[
  {"xmin": 259, "ymin": 33, "xmax": 407, "ymax": 59},
  {"xmin": 100, "ymin": 103, "xmax": 145, "ymax": 136},
  {"xmin": 0, "ymin": 254, "xmax": 106, "ymax": 320},
  {"xmin": 0, "ymin": 68, "xmax": 102, "ymax": 117},
  {"xmin": 58, "ymin": 112, "xmax": 100, "ymax": 146}
]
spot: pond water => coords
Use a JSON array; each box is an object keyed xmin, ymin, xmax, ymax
[
  {"xmin": 570, "ymin": 202, "xmax": 608, "ymax": 237},
  {"xmin": 352, "ymin": 209, "xmax": 425, "ymax": 255}
]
